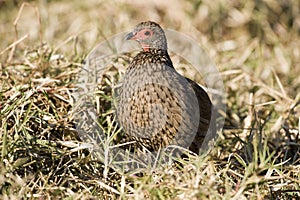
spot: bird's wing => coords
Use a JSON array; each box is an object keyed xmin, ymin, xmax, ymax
[{"xmin": 185, "ymin": 78, "xmax": 212, "ymax": 131}]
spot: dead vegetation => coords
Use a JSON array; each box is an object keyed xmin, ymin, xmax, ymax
[{"xmin": 0, "ymin": 0, "xmax": 299, "ymax": 199}]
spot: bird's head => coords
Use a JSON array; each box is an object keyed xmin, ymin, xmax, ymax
[{"xmin": 125, "ymin": 21, "xmax": 168, "ymax": 51}]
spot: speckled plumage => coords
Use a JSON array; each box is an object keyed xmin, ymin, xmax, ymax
[{"xmin": 117, "ymin": 21, "xmax": 212, "ymax": 153}]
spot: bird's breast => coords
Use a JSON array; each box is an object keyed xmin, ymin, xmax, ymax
[{"xmin": 116, "ymin": 62, "xmax": 201, "ymax": 150}]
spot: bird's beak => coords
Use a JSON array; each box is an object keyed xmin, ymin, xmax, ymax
[{"xmin": 125, "ymin": 31, "xmax": 137, "ymax": 40}]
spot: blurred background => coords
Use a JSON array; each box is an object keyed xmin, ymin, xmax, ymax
[{"xmin": 1, "ymin": 0, "xmax": 299, "ymax": 93}]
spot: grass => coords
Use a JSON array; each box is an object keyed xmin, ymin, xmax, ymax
[{"xmin": 0, "ymin": 0, "xmax": 299, "ymax": 199}]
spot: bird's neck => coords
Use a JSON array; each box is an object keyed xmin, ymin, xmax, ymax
[
  {"xmin": 129, "ymin": 48, "xmax": 174, "ymax": 70},
  {"xmin": 146, "ymin": 48, "xmax": 168, "ymax": 55},
  {"xmin": 140, "ymin": 40, "xmax": 168, "ymax": 53},
  {"xmin": 153, "ymin": 49, "xmax": 173, "ymax": 67}
]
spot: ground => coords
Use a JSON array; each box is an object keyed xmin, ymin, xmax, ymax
[{"xmin": 0, "ymin": 0, "xmax": 299, "ymax": 199}]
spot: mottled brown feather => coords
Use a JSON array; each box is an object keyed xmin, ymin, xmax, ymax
[{"xmin": 117, "ymin": 21, "xmax": 213, "ymax": 153}]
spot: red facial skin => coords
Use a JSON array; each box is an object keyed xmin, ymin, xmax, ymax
[{"xmin": 127, "ymin": 28, "xmax": 153, "ymax": 51}]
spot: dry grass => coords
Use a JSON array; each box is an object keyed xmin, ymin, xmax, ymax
[{"xmin": 0, "ymin": 0, "xmax": 299, "ymax": 199}]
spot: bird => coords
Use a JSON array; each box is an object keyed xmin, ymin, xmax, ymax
[{"xmin": 116, "ymin": 21, "xmax": 213, "ymax": 154}]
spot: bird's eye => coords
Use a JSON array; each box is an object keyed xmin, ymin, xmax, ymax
[{"xmin": 144, "ymin": 31, "xmax": 151, "ymax": 36}]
